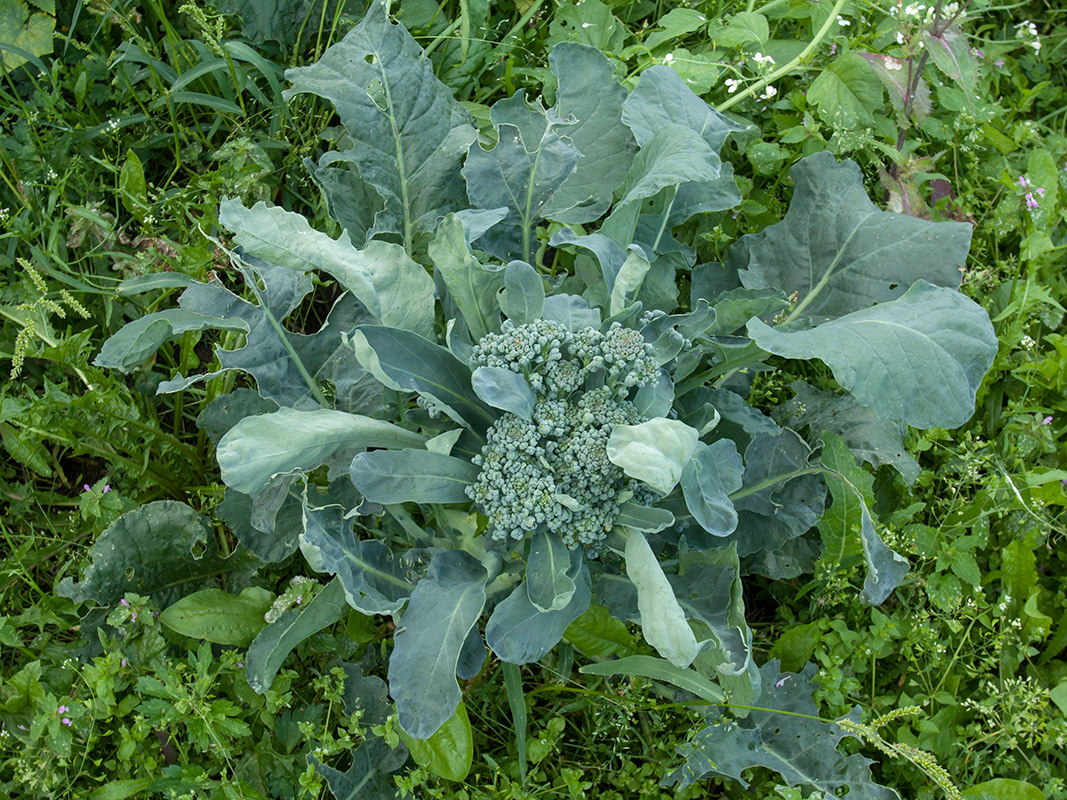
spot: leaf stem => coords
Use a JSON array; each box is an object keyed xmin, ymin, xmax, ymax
[{"xmin": 716, "ymin": 0, "xmax": 849, "ymax": 114}]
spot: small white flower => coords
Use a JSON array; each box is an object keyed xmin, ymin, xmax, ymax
[
  {"xmin": 885, "ymin": 57, "xmax": 903, "ymax": 71},
  {"xmin": 753, "ymin": 52, "xmax": 775, "ymax": 66},
  {"xmin": 896, "ymin": 31, "xmax": 906, "ymax": 45},
  {"xmin": 663, "ymin": 52, "xmax": 675, "ymax": 66},
  {"xmin": 1021, "ymin": 335, "xmax": 1036, "ymax": 349},
  {"xmin": 725, "ymin": 77, "xmax": 740, "ymax": 93},
  {"xmin": 760, "ymin": 84, "xmax": 778, "ymax": 100},
  {"xmin": 837, "ymin": 15, "xmax": 851, "ymax": 26}
]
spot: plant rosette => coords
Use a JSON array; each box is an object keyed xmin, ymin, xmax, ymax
[{"xmin": 91, "ymin": 1, "xmax": 997, "ymax": 792}]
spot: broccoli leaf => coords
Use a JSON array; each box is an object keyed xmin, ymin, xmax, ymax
[
  {"xmin": 350, "ymin": 449, "xmax": 479, "ymax": 504},
  {"xmin": 681, "ymin": 439, "xmax": 744, "ymax": 537}
]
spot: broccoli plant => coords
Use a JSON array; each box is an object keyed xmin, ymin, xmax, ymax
[{"xmin": 87, "ymin": 2, "xmax": 997, "ymax": 794}]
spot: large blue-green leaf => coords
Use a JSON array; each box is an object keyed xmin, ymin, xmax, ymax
[
  {"xmin": 622, "ymin": 65, "xmax": 749, "ymax": 153},
  {"xmin": 526, "ymin": 531, "xmax": 576, "ymax": 612},
  {"xmin": 486, "ymin": 554, "xmax": 591, "ymax": 665},
  {"xmin": 427, "ymin": 213, "xmax": 506, "ymax": 343},
  {"xmin": 220, "ymin": 198, "xmax": 435, "ymax": 338},
  {"xmin": 303, "ymin": 152, "xmax": 382, "ymax": 248},
  {"xmin": 389, "ymin": 551, "xmax": 487, "ymax": 738},
  {"xmin": 350, "ymin": 449, "xmax": 479, "ymax": 504},
  {"xmin": 674, "ymin": 545, "xmax": 752, "ymax": 676},
  {"xmin": 778, "ymin": 380, "xmax": 920, "ymax": 486},
  {"xmin": 539, "ymin": 43, "xmax": 636, "ymax": 223},
  {"xmin": 308, "ymin": 738, "xmax": 401, "ymax": 800},
  {"xmin": 464, "ymin": 118, "xmax": 580, "ymax": 263},
  {"xmin": 731, "ymin": 151, "xmax": 972, "ymax": 324},
  {"xmin": 819, "ymin": 432, "xmax": 909, "ymax": 605},
  {"xmin": 245, "ymin": 577, "xmax": 348, "ymax": 693},
  {"xmin": 681, "ymin": 439, "xmax": 744, "ymax": 537},
  {"xmin": 470, "ymin": 367, "xmax": 536, "ymax": 420},
  {"xmin": 93, "ymin": 309, "xmax": 248, "ymax": 372},
  {"xmin": 581, "ymin": 655, "xmax": 723, "ymax": 703},
  {"xmin": 283, "ymin": 1, "xmax": 475, "ymax": 245},
  {"xmin": 542, "ymin": 293, "xmax": 601, "ymax": 331},
  {"xmin": 298, "ymin": 494, "xmax": 418, "ymax": 616},
  {"xmin": 502, "ymin": 260, "xmax": 545, "ymax": 326},
  {"xmin": 56, "ymin": 502, "xmax": 228, "ymax": 608},
  {"xmin": 666, "ymin": 661, "xmax": 900, "ymax": 799},
  {"xmin": 216, "ymin": 407, "xmax": 425, "ymax": 495},
  {"xmin": 748, "ymin": 280, "xmax": 997, "ymax": 429},
  {"xmin": 349, "ymin": 325, "xmax": 497, "ymax": 435},
  {"xmin": 625, "ymin": 529, "xmax": 697, "ymax": 668}
]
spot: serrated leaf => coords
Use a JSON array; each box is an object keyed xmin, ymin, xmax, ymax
[
  {"xmin": 350, "ymin": 449, "xmax": 478, "ymax": 504},
  {"xmin": 731, "ymin": 151, "xmax": 972, "ymax": 324},
  {"xmin": 246, "ymin": 578, "xmax": 348, "ymax": 693},
  {"xmin": 818, "ymin": 431, "xmax": 909, "ymax": 605},
  {"xmin": 159, "ymin": 587, "xmax": 274, "ymax": 647},
  {"xmin": 667, "ymin": 661, "xmax": 900, "ymax": 799},
  {"xmin": 564, "ymin": 602, "xmax": 636, "ymax": 659},
  {"xmin": 56, "ymin": 501, "xmax": 226, "ymax": 608},
  {"xmin": 778, "ymin": 381, "xmax": 920, "ymax": 486},
  {"xmin": 748, "ymin": 281, "xmax": 998, "ymax": 429},
  {"xmin": 806, "ymin": 52, "xmax": 883, "ymax": 129},
  {"xmin": 284, "ymin": 2, "xmax": 475, "ymax": 244},
  {"xmin": 220, "ymin": 198, "xmax": 435, "ymax": 338},
  {"xmin": 216, "ymin": 407, "xmax": 425, "ymax": 495},
  {"xmin": 625, "ymin": 529, "xmax": 698, "ymax": 668},
  {"xmin": 923, "ymin": 25, "xmax": 978, "ymax": 108},
  {"xmin": 389, "ymin": 551, "xmax": 487, "ymax": 738}
]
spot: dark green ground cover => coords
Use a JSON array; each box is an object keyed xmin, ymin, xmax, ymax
[{"xmin": 0, "ymin": 1, "xmax": 1064, "ymax": 798}]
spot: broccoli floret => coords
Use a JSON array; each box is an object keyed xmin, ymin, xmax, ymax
[{"xmin": 465, "ymin": 319, "xmax": 659, "ymax": 550}]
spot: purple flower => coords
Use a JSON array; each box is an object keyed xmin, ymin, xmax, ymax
[
  {"xmin": 1042, "ymin": 416, "xmax": 1053, "ymax": 424},
  {"xmin": 130, "ymin": 612, "xmax": 137, "ymax": 621},
  {"xmin": 83, "ymin": 484, "xmax": 91, "ymax": 492},
  {"xmin": 57, "ymin": 705, "xmax": 69, "ymax": 714},
  {"xmin": 121, "ymin": 658, "xmax": 127, "ymax": 666},
  {"xmin": 120, "ymin": 598, "xmax": 129, "ymax": 607},
  {"xmin": 1025, "ymin": 192, "xmax": 1039, "ymax": 210},
  {"xmin": 61, "ymin": 718, "xmax": 72, "ymax": 727},
  {"xmin": 995, "ymin": 59, "xmax": 1005, "ymax": 66}
]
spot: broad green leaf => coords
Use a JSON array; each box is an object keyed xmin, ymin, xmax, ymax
[
  {"xmin": 859, "ymin": 52, "xmax": 931, "ymax": 122},
  {"xmin": 768, "ymin": 621, "xmax": 821, "ymax": 674},
  {"xmin": 616, "ymin": 503, "xmax": 675, "ymax": 533},
  {"xmin": 546, "ymin": 0, "xmax": 626, "ymax": 53},
  {"xmin": 159, "ymin": 587, "xmax": 274, "ymax": 647},
  {"xmin": 427, "ymin": 213, "xmax": 505, "ymax": 343},
  {"xmin": 615, "ymin": 124, "xmax": 721, "ymax": 210},
  {"xmin": 779, "ymin": 381, "xmax": 920, "ymax": 486},
  {"xmin": 471, "ymin": 367, "xmax": 536, "ymax": 420},
  {"xmin": 398, "ymin": 701, "xmax": 474, "ymax": 782},
  {"xmin": 667, "ymin": 662, "xmax": 900, "ymax": 799},
  {"xmin": 309, "ymin": 739, "xmax": 401, "ymax": 800},
  {"xmin": 196, "ymin": 388, "xmax": 279, "ymax": 445},
  {"xmin": 118, "ymin": 149, "xmax": 148, "ymax": 218},
  {"xmin": 350, "ymin": 449, "xmax": 479, "ymax": 503},
  {"xmin": 608, "ymin": 418, "xmax": 699, "ymax": 496},
  {"xmin": 94, "ymin": 309, "xmax": 249, "ymax": 372},
  {"xmin": 564, "ymin": 602, "xmax": 636, "ymax": 659},
  {"xmin": 547, "ymin": 228, "xmax": 639, "ymax": 306},
  {"xmin": 502, "ymin": 260, "xmax": 544, "ymax": 326},
  {"xmin": 487, "ymin": 555, "xmax": 591, "ymax": 664},
  {"xmin": 818, "ymin": 432, "xmax": 909, "ymax": 605},
  {"xmin": 806, "ymin": 52, "xmax": 883, "ymax": 129},
  {"xmin": 581, "ymin": 654, "xmax": 723, "ymax": 703},
  {"xmin": 220, "ymin": 198, "xmax": 435, "ymax": 338},
  {"xmin": 731, "ymin": 152, "xmax": 971, "ymax": 324},
  {"xmin": 963, "ymin": 780, "xmax": 1047, "ymax": 800},
  {"xmin": 389, "ymin": 551, "xmax": 487, "ymax": 738},
  {"xmin": 675, "ymin": 545, "xmax": 753, "ymax": 675},
  {"xmin": 340, "ymin": 662, "xmax": 392, "ymax": 724},
  {"xmin": 0, "ymin": 0, "xmax": 55, "ymax": 71},
  {"xmin": 349, "ymin": 325, "xmax": 497, "ymax": 434},
  {"xmin": 299, "ymin": 492, "xmax": 417, "ymax": 615},
  {"xmin": 748, "ymin": 281, "xmax": 998, "ymax": 429},
  {"xmin": 303, "ymin": 152, "xmax": 383, "ymax": 248},
  {"xmin": 217, "ymin": 407, "xmax": 425, "ymax": 495},
  {"xmin": 526, "ymin": 531, "xmax": 576, "ymax": 612},
  {"xmin": 1001, "ymin": 540, "xmax": 1037, "ymax": 609},
  {"xmin": 542, "ymin": 293, "xmax": 601, "ymax": 331},
  {"xmin": 56, "ymin": 501, "xmax": 225, "ymax": 607},
  {"xmin": 681, "ymin": 439, "xmax": 744, "ymax": 537},
  {"xmin": 622, "ymin": 65, "xmax": 747, "ymax": 153},
  {"xmin": 539, "ymin": 43, "xmax": 636, "ymax": 223},
  {"xmin": 923, "ymin": 25, "xmax": 979, "ymax": 107},
  {"xmin": 246, "ymin": 578, "xmax": 347, "ymax": 693},
  {"xmin": 625, "ymin": 529, "xmax": 698, "ymax": 668},
  {"xmin": 89, "ymin": 780, "xmax": 155, "ymax": 800},
  {"xmin": 643, "ymin": 8, "xmax": 707, "ymax": 50},
  {"xmin": 284, "ymin": 2, "xmax": 475, "ymax": 245},
  {"xmin": 463, "ymin": 119, "xmax": 580, "ymax": 262}
]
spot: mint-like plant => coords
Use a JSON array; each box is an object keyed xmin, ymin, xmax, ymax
[{"xmin": 90, "ymin": 2, "xmax": 997, "ymax": 793}]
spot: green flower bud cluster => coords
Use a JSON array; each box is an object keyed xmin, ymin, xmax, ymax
[{"xmin": 466, "ymin": 319, "xmax": 659, "ymax": 549}]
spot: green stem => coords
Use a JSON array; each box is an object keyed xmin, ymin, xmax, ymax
[{"xmin": 716, "ymin": 0, "xmax": 849, "ymax": 114}]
